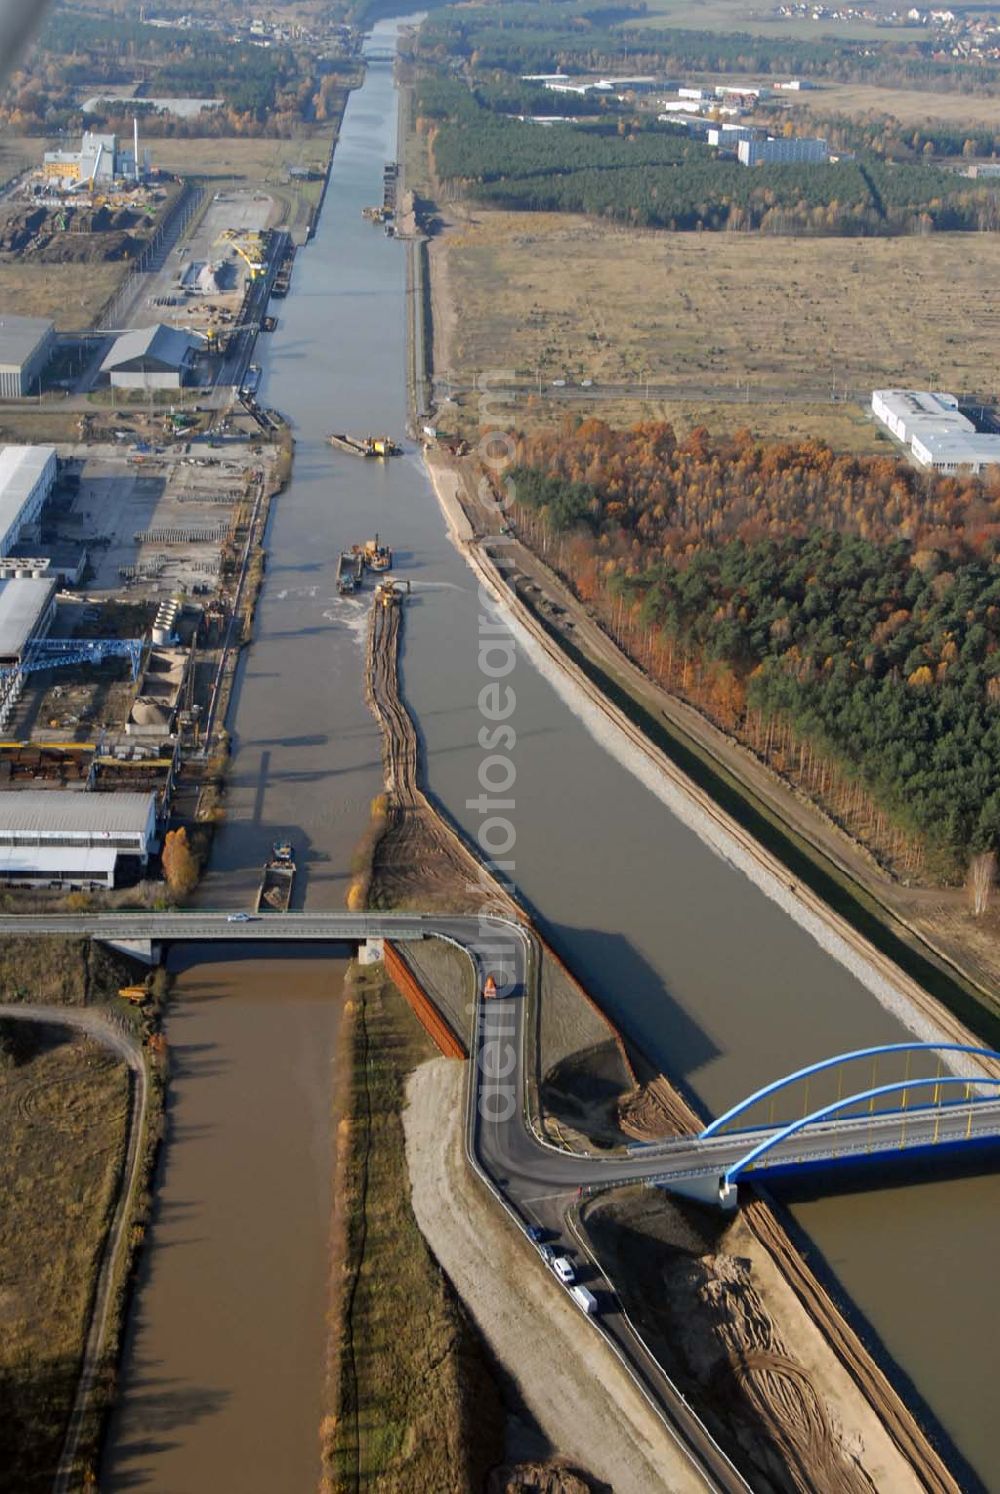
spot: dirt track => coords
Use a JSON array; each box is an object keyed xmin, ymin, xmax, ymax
[{"xmin": 365, "ymin": 592, "xmax": 517, "ymax": 916}]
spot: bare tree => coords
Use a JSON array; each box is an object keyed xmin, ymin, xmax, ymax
[{"xmin": 967, "ymin": 850, "xmax": 996, "ymax": 917}]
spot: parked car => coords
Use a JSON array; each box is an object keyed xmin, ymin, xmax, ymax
[{"xmin": 551, "ymin": 1255, "xmax": 575, "ymax": 1285}]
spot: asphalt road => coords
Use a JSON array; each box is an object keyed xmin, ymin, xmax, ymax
[{"xmin": 6, "ymin": 910, "xmax": 998, "ymax": 1491}]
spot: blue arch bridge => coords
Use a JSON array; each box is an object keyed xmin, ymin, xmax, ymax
[{"xmin": 628, "ymin": 1043, "xmax": 1000, "ymax": 1209}]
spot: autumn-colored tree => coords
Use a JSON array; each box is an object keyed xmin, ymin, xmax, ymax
[{"xmin": 161, "ymin": 827, "xmax": 199, "ymax": 899}]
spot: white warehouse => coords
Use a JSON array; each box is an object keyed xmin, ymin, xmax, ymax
[
  {"xmin": 0, "ymin": 791, "xmax": 158, "ymax": 888},
  {"xmin": 911, "ymin": 432, "xmax": 1000, "ymax": 475},
  {"xmin": 738, "ymin": 136, "xmax": 829, "ymax": 166},
  {"xmin": 872, "ymin": 390, "xmax": 1000, "ymax": 473},
  {"xmin": 871, "ymin": 389, "xmax": 972, "ymax": 445},
  {"xmin": 0, "ymin": 445, "xmax": 57, "ymax": 556}
]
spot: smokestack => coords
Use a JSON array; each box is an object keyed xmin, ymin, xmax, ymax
[{"xmin": 133, "ymin": 115, "xmax": 140, "ymax": 184}]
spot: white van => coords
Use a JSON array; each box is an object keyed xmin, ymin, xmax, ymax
[
  {"xmin": 570, "ymin": 1284, "xmax": 598, "ymax": 1315},
  {"xmin": 551, "ymin": 1255, "xmax": 575, "ymax": 1284}
]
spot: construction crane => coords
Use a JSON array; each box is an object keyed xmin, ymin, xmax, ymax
[
  {"xmin": 215, "ymin": 228, "xmax": 268, "ymax": 281},
  {"xmin": 200, "ymin": 321, "xmax": 260, "ymax": 354},
  {"xmin": 0, "ymin": 637, "xmax": 144, "ymax": 682}
]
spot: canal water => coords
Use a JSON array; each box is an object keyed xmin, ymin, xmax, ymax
[
  {"xmin": 105, "ymin": 17, "xmax": 998, "ymax": 1489},
  {"xmin": 104, "ymin": 950, "xmax": 347, "ymax": 1492}
]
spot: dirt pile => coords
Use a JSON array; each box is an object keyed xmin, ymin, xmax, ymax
[
  {"xmin": 582, "ymin": 1186, "xmax": 928, "ymax": 1494},
  {"xmin": 0, "ymin": 204, "xmax": 148, "ymax": 264},
  {"xmin": 670, "ymin": 1247, "xmax": 876, "ymax": 1492},
  {"xmin": 542, "ymin": 1040, "xmax": 634, "ymax": 1149},
  {"xmin": 617, "ymin": 1070, "xmax": 701, "ymax": 1140},
  {"xmin": 0, "ymin": 206, "xmax": 46, "ymax": 252}
]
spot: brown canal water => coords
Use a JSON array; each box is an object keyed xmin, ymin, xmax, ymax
[
  {"xmin": 103, "ymin": 949, "xmax": 347, "ymax": 1492},
  {"xmin": 105, "ymin": 18, "xmax": 998, "ymax": 1489}
]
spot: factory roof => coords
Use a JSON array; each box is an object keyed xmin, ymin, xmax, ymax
[
  {"xmin": 0, "ymin": 315, "xmax": 54, "ymax": 372},
  {"xmin": 101, "ymin": 323, "xmax": 200, "ymax": 373},
  {"xmin": 0, "ymin": 791, "xmax": 156, "ymax": 838},
  {"xmin": 0, "ymin": 445, "xmax": 56, "ymax": 549},
  {"xmin": 0, "ymin": 845, "xmax": 119, "ymax": 877},
  {"xmin": 0, "ymin": 575, "xmax": 55, "ymax": 660},
  {"xmin": 873, "ymin": 388, "xmax": 975, "ymax": 436},
  {"xmin": 911, "ymin": 431, "xmax": 1000, "ymax": 469}
]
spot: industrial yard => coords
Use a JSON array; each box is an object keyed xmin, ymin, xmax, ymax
[
  {"xmin": 55, "ymin": 444, "xmax": 264, "ymax": 599},
  {"xmin": 0, "ymin": 93, "xmax": 302, "ymax": 902},
  {"xmin": 0, "ymin": 433, "xmax": 279, "ymax": 888}
]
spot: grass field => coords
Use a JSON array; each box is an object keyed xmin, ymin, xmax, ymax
[
  {"xmin": 0, "ymin": 1021, "xmax": 129, "ymax": 1493},
  {"xmin": 0, "ymin": 261, "xmax": 124, "ymax": 329},
  {"xmin": 628, "ymin": 0, "xmax": 898, "ymax": 41},
  {"xmin": 433, "ymin": 211, "xmax": 1000, "ymax": 434},
  {"xmin": 153, "ymin": 128, "xmax": 339, "ymax": 238},
  {"xmin": 564, "ymin": 396, "xmax": 889, "ymax": 450},
  {"xmin": 0, "ymin": 133, "xmax": 35, "ymax": 182},
  {"xmin": 791, "ymin": 80, "xmax": 1000, "ymax": 126},
  {"xmin": 323, "ymin": 969, "xmax": 503, "ymax": 1493}
]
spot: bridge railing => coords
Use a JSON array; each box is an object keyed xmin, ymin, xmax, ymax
[
  {"xmin": 724, "ymin": 1075, "xmax": 1000, "ymax": 1185},
  {"xmin": 701, "ymin": 1043, "xmax": 1000, "ymax": 1138}
]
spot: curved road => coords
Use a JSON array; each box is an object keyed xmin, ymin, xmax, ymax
[
  {"xmin": 0, "ymin": 1003, "xmax": 146, "ymax": 1494},
  {"xmin": 4, "ymin": 913, "xmax": 997, "ymax": 1491}
]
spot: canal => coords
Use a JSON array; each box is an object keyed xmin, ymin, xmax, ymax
[{"xmin": 106, "ymin": 17, "xmax": 998, "ymax": 1490}]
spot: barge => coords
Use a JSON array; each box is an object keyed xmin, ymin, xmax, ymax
[
  {"xmin": 271, "ymin": 245, "xmax": 296, "ymax": 298},
  {"xmin": 327, "ymin": 432, "xmax": 402, "ymax": 458},
  {"xmin": 337, "ymin": 549, "xmax": 365, "ymax": 594},
  {"xmin": 255, "ymin": 841, "xmax": 296, "ymax": 913}
]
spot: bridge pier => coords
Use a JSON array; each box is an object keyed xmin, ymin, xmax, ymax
[
  {"xmin": 101, "ymin": 938, "xmax": 161, "ymax": 967},
  {"xmin": 359, "ymin": 937, "xmax": 384, "ymax": 966},
  {"xmin": 659, "ymin": 1174, "xmax": 738, "ymax": 1212}
]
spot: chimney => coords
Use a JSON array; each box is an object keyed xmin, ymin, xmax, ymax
[{"xmin": 133, "ymin": 115, "xmax": 140, "ymax": 183}]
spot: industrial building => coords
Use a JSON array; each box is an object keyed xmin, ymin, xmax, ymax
[
  {"xmin": 871, "ymin": 389, "xmax": 971, "ymax": 446},
  {"xmin": 0, "ymin": 575, "xmax": 57, "ymax": 668},
  {"xmin": 42, "ymin": 126, "xmax": 149, "ymax": 189},
  {"xmin": 910, "ymin": 432, "xmax": 1000, "ymax": 474},
  {"xmin": 659, "ymin": 114, "xmax": 713, "ymax": 137},
  {"xmin": 0, "ymin": 790, "xmax": 158, "ymax": 888},
  {"xmin": 738, "ymin": 136, "xmax": 829, "ymax": 166},
  {"xmin": 100, "ymin": 324, "xmax": 201, "ymax": 389},
  {"xmin": 0, "ymin": 445, "xmax": 57, "ymax": 556},
  {"xmin": 708, "ymin": 124, "xmax": 761, "ymax": 148},
  {"xmin": 0, "ymin": 315, "xmax": 56, "ymax": 398},
  {"xmin": 871, "ymin": 389, "xmax": 1000, "ymax": 473}
]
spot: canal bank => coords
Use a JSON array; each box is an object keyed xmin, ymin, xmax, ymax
[{"xmin": 105, "ymin": 16, "xmax": 996, "ymax": 1492}]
